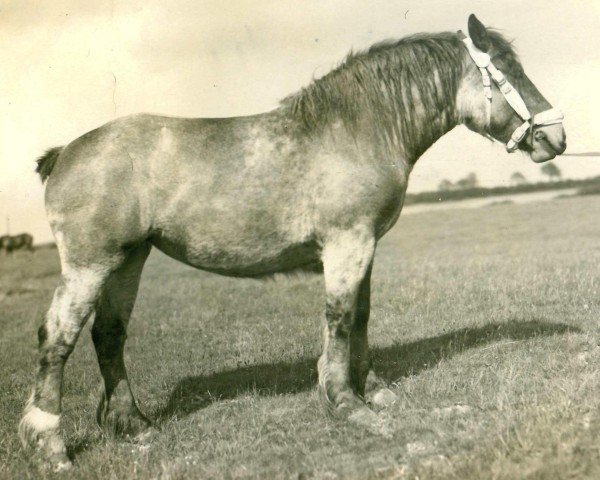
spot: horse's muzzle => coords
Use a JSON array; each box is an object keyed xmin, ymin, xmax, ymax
[{"xmin": 529, "ymin": 123, "xmax": 567, "ymax": 163}]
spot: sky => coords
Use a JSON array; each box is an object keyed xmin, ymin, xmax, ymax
[{"xmin": 1, "ymin": 0, "xmax": 599, "ymax": 243}]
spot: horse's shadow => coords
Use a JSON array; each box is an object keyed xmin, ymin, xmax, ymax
[{"xmin": 157, "ymin": 319, "xmax": 578, "ymax": 421}]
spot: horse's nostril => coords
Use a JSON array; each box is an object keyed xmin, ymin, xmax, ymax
[
  {"xmin": 534, "ymin": 130, "xmax": 547, "ymax": 141},
  {"xmin": 558, "ymin": 140, "xmax": 567, "ymax": 153}
]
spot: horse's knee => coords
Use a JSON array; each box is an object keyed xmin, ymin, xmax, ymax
[
  {"xmin": 45, "ymin": 273, "xmax": 103, "ymax": 337},
  {"xmin": 325, "ymin": 297, "xmax": 354, "ymax": 337}
]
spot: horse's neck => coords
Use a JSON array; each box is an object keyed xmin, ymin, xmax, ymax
[
  {"xmin": 345, "ymin": 66, "xmax": 461, "ymax": 165},
  {"xmin": 344, "ymin": 100, "xmax": 458, "ymax": 170},
  {"xmin": 284, "ymin": 38, "xmax": 465, "ymax": 165},
  {"xmin": 395, "ymin": 104, "xmax": 458, "ymax": 164}
]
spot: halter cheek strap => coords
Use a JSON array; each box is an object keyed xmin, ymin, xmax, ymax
[{"xmin": 458, "ymin": 32, "xmax": 564, "ymax": 153}]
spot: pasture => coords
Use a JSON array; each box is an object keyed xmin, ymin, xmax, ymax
[{"xmin": 1, "ymin": 195, "xmax": 599, "ymax": 479}]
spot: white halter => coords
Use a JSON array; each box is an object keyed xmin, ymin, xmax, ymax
[{"xmin": 459, "ymin": 32, "xmax": 564, "ymax": 152}]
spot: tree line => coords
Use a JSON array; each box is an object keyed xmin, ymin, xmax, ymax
[{"xmin": 438, "ymin": 163, "xmax": 562, "ymax": 192}]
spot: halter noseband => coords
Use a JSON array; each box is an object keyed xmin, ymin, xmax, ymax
[{"xmin": 458, "ymin": 31, "xmax": 564, "ymax": 153}]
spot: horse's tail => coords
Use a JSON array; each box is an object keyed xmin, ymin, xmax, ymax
[{"xmin": 35, "ymin": 146, "xmax": 64, "ymax": 183}]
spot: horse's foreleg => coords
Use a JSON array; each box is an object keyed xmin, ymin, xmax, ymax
[
  {"xmin": 319, "ymin": 227, "xmax": 378, "ymax": 417},
  {"xmin": 19, "ymin": 266, "xmax": 110, "ymax": 471},
  {"xmin": 92, "ymin": 244, "xmax": 151, "ymax": 437},
  {"xmin": 349, "ymin": 261, "xmax": 397, "ymax": 408}
]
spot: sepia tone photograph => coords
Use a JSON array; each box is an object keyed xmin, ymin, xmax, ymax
[{"xmin": 1, "ymin": 0, "xmax": 599, "ymax": 478}]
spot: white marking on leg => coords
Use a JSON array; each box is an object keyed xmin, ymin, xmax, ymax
[{"xmin": 21, "ymin": 406, "xmax": 60, "ymax": 432}]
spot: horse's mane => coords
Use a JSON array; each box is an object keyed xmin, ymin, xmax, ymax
[{"xmin": 282, "ymin": 30, "xmax": 518, "ymax": 159}]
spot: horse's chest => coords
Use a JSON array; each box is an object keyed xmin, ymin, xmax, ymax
[{"xmin": 376, "ymin": 191, "xmax": 406, "ymax": 239}]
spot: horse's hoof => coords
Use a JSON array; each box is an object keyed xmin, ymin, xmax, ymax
[
  {"xmin": 19, "ymin": 405, "xmax": 72, "ymax": 471},
  {"xmin": 319, "ymin": 385, "xmax": 365, "ymax": 418},
  {"xmin": 100, "ymin": 407, "xmax": 152, "ymax": 437},
  {"xmin": 348, "ymin": 406, "xmax": 393, "ymax": 438},
  {"xmin": 364, "ymin": 370, "xmax": 387, "ymax": 393},
  {"xmin": 22, "ymin": 429, "xmax": 72, "ymax": 472},
  {"xmin": 366, "ymin": 387, "xmax": 398, "ymax": 410},
  {"xmin": 54, "ymin": 459, "xmax": 73, "ymax": 472}
]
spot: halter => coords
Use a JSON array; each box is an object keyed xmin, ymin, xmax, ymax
[{"xmin": 458, "ymin": 31, "xmax": 564, "ymax": 153}]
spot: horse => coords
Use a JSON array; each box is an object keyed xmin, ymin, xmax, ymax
[
  {"xmin": 0, "ymin": 233, "xmax": 34, "ymax": 254},
  {"xmin": 20, "ymin": 15, "xmax": 566, "ymax": 470}
]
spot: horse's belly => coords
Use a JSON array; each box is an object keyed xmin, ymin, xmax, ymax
[{"xmin": 151, "ymin": 232, "xmax": 321, "ymax": 277}]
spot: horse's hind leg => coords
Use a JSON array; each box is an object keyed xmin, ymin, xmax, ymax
[
  {"xmin": 92, "ymin": 243, "xmax": 151, "ymax": 437},
  {"xmin": 19, "ymin": 263, "xmax": 112, "ymax": 470}
]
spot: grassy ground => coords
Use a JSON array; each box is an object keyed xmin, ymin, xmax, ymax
[{"xmin": 1, "ymin": 195, "xmax": 599, "ymax": 479}]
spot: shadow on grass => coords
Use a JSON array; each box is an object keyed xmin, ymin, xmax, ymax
[{"xmin": 157, "ymin": 319, "xmax": 578, "ymax": 421}]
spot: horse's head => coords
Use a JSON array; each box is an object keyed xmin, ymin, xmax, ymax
[{"xmin": 457, "ymin": 14, "xmax": 566, "ymax": 163}]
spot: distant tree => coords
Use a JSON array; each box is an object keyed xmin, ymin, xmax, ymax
[
  {"xmin": 510, "ymin": 171, "xmax": 527, "ymax": 186},
  {"xmin": 456, "ymin": 172, "xmax": 478, "ymax": 189},
  {"xmin": 541, "ymin": 163, "xmax": 562, "ymax": 181},
  {"xmin": 438, "ymin": 179, "xmax": 454, "ymax": 191},
  {"xmin": 465, "ymin": 172, "xmax": 478, "ymax": 188}
]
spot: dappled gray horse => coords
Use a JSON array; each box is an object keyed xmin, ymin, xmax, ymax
[
  {"xmin": 21, "ymin": 15, "xmax": 566, "ymax": 470},
  {"xmin": 0, "ymin": 233, "xmax": 34, "ymax": 254}
]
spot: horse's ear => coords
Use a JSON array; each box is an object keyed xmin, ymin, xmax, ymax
[{"xmin": 468, "ymin": 14, "xmax": 490, "ymax": 52}]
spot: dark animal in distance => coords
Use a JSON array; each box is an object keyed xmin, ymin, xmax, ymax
[{"xmin": 0, "ymin": 233, "xmax": 34, "ymax": 254}]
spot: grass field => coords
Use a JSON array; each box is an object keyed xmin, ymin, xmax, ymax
[{"xmin": 1, "ymin": 195, "xmax": 599, "ymax": 479}]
